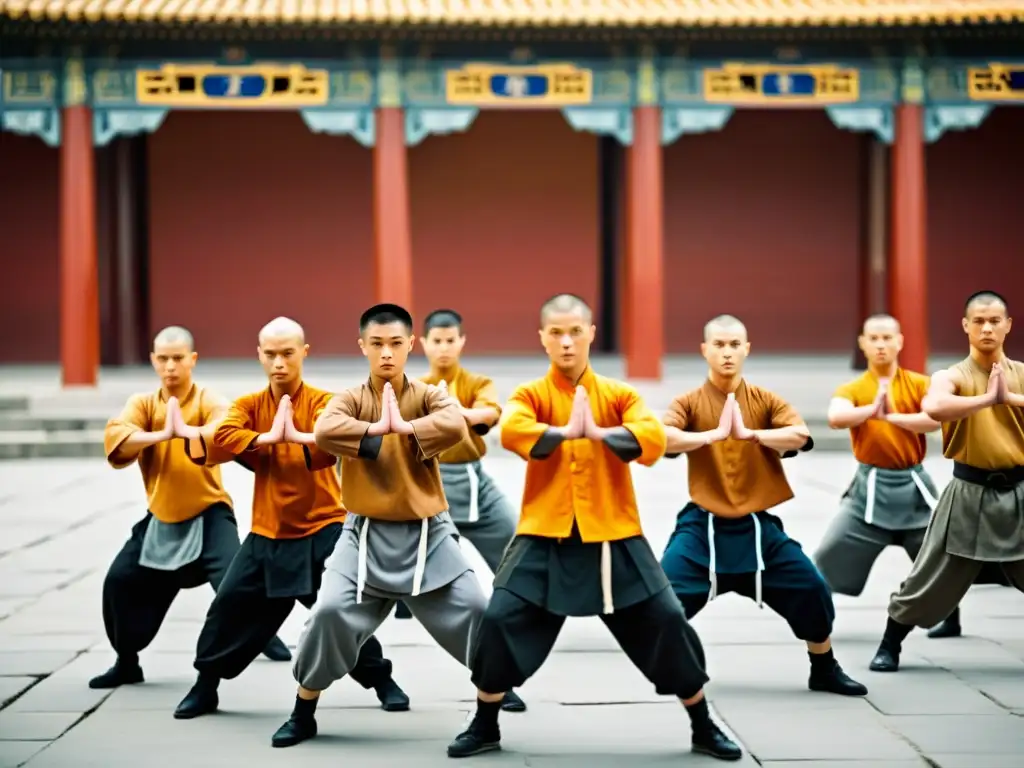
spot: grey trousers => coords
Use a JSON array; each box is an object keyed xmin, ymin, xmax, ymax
[
  {"xmin": 814, "ymin": 511, "xmax": 926, "ymax": 597},
  {"xmin": 889, "ymin": 543, "xmax": 1024, "ymax": 628},
  {"xmin": 292, "ymin": 568, "xmax": 487, "ymax": 691}
]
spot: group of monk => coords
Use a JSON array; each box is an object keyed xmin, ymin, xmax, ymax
[{"xmin": 90, "ymin": 288, "xmax": 1023, "ymax": 761}]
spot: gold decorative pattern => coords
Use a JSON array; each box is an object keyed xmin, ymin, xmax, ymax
[
  {"xmin": 703, "ymin": 63, "xmax": 859, "ymax": 105},
  {"xmin": 135, "ymin": 63, "xmax": 329, "ymax": 107},
  {"xmin": 968, "ymin": 63, "xmax": 1024, "ymax": 101},
  {"xmin": 3, "ymin": 0, "xmax": 1022, "ymax": 27},
  {"xmin": 446, "ymin": 64, "xmax": 592, "ymax": 107}
]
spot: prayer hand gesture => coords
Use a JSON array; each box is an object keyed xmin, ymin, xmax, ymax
[
  {"xmin": 433, "ymin": 380, "xmax": 461, "ymax": 411},
  {"xmin": 260, "ymin": 395, "xmax": 290, "ymax": 445},
  {"xmin": 559, "ymin": 386, "xmax": 588, "ymax": 440},
  {"xmin": 281, "ymin": 397, "xmax": 303, "ymax": 443},
  {"xmin": 987, "ymin": 362, "xmax": 1008, "ymax": 405},
  {"xmin": 579, "ymin": 387, "xmax": 607, "ymax": 441},
  {"xmin": 869, "ymin": 383, "xmax": 892, "ymax": 421},
  {"xmin": 388, "ymin": 382, "xmax": 415, "ymax": 435},
  {"xmin": 158, "ymin": 397, "xmax": 179, "ymax": 440},
  {"xmin": 166, "ymin": 396, "xmax": 200, "ymax": 440},
  {"xmin": 729, "ymin": 394, "xmax": 757, "ymax": 441},
  {"xmin": 366, "ymin": 383, "xmax": 393, "ymax": 436},
  {"xmin": 703, "ymin": 394, "xmax": 735, "ymax": 444}
]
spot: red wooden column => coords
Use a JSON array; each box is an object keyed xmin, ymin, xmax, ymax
[
  {"xmin": 372, "ymin": 105, "xmax": 413, "ymax": 312},
  {"xmin": 59, "ymin": 66, "xmax": 100, "ymax": 387},
  {"xmin": 889, "ymin": 102, "xmax": 928, "ymax": 373},
  {"xmin": 624, "ymin": 105, "xmax": 664, "ymax": 380}
]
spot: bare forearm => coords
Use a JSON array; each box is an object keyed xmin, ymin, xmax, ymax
[
  {"xmin": 664, "ymin": 426, "xmax": 716, "ymax": 454},
  {"xmin": 885, "ymin": 413, "xmax": 941, "ymax": 434},
  {"xmin": 287, "ymin": 432, "xmax": 318, "ymax": 446},
  {"xmin": 254, "ymin": 432, "xmax": 280, "ymax": 447},
  {"xmin": 121, "ymin": 431, "xmax": 170, "ymax": 450},
  {"xmin": 752, "ymin": 426, "xmax": 810, "ymax": 452},
  {"xmin": 463, "ymin": 407, "xmax": 500, "ymax": 427},
  {"xmin": 827, "ymin": 405, "xmax": 875, "ymax": 430},
  {"xmin": 923, "ymin": 394, "xmax": 993, "ymax": 423}
]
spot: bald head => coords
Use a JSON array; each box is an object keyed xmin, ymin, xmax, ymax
[
  {"xmin": 153, "ymin": 326, "xmax": 194, "ymax": 352},
  {"xmin": 540, "ymin": 294, "xmax": 592, "ymax": 327},
  {"xmin": 965, "ymin": 291, "xmax": 1008, "ymax": 318},
  {"xmin": 703, "ymin": 314, "xmax": 747, "ymax": 343},
  {"xmin": 862, "ymin": 314, "xmax": 901, "ymax": 335},
  {"xmin": 258, "ymin": 316, "xmax": 305, "ymax": 346}
]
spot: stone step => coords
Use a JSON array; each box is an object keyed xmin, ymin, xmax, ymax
[
  {"xmin": 0, "ymin": 414, "xmax": 110, "ymax": 432},
  {"xmin": 0, "ymin": 430, "xmax": 107, "ymax": 460},
  {"xmin": 0, "ymin": 395, "xmax": 29, "ymax": 412}
]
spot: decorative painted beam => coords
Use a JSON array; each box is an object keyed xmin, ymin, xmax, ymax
[{"xmin": 0, "ymin": 66, "xmax": 61, "ymax": 146}]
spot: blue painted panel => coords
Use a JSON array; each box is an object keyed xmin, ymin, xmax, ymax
[
  {"xmin": 489, "ymin": 74, "xmax": 548, "ymax": 98},
  {"xmin": 201, "ymin": 73, "xmax": 268, "ymax": 98},
  {"xmin": 762, "ymin": 72, "xmax": 816, "ymax": 97}
]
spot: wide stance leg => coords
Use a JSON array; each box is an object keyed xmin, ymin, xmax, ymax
[
  {"xmin": 272, "ymin": 569, "xmax": 393, "ymax": 749},
  {"xmin": 813, "ymin": 511, "xmax": 893, "ymax": 597},
  {"xmin": 870, "ymin": 532, "xmax": 983, "ymax": 672},
  {"xmin": 90, "ymin": 520, "xmax": 181, "ymax": 690}
]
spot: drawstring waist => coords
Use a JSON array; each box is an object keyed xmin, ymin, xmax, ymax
[
  {"xmin": 706, "ymin": 513, "xmax": 766, "ymax": 609},
  {"xmin": 355, "ymin": 516, "xmax": 430, "ymax": 604}
]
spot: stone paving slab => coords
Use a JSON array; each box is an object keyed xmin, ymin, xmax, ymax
[{"xmin": 0, "ymin": 453, "xmax": 1022, "ymax": 768}]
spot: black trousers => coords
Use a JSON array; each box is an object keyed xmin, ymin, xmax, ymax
[
  {"xmin": 193, "ymin": 530, "xmax": 393, "ymax": 689},
  {"xmin": 102, "ymin": 503, "xmax": 240, "ymax": 656},
  {"xmin": 470, "ymin": 586, "xmax": 709, "ymax": 699}
]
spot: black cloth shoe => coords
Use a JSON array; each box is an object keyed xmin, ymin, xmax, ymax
[
  {"xmin": 928, "ymin": 608, "xmax": 962, "ymax": 639},
  {"xmin": 376, "ymin": 678, "xmax": 411, "ymax": 712},
  {"xmin": 500, "ymin": 690, "xmax": 526, "ymax": 712},
  {"xmin": 869, "ymin": 641, "xmax": 900, "ymax": 672},
  {"xmin": 271, "ymin": 716, "xmax": 317, "ymax": 748},
  {"xmin": 173, "ymin": 677, "xmax": 220, "ymax": 719},
  {"xmin": 809, "ymin": 661, "xmax": 868, "ymax": 696},
  {"xmin": 447, "ymin": 717, "xmax": 501, "ymax": 758},
  {"xmin": 88, "ymin": 658, "xmax": 143, "ymax": 689},
  {"xmin": 262, "ymin": 636, "xmax": 292, "ymax": 661},
  {"xmin": 691, "ymin": 721, "xmax": 743, "ymax": 761}
]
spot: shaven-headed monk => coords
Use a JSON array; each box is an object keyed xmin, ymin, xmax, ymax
[
  {"xmin": 814, "ymin": 315, "xmax": 940, "ymax": 597},
  {"xmin": 94, "ymin": 326, "xmax": 290, "ymax": 689},
  {"xmin": 661, "ymin": 315, "xmax": 867, "ymax": 698},
  {"xmin": 174, "ymin": 317, "xmax": 407, "ymax": 720},
  {"xmin": 274, "ymin": 304, "xmax": 496, "ymax": 748},
  {"xmin": 448, "ymin": 295, "xmax": 739, "ymax": 762},
  {"xmin": 870, "ymin": 291, "xmax": 1024, "ymax": 673}
]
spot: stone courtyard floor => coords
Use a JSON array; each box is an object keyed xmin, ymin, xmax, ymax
[{"xmin": 1, "ymin": 453, "xmax": 1022, "ymax": 768}]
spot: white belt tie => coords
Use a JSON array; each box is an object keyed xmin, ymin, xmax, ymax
[
  {"xmin": 355, "ymin": 517, "xmax": 431, "ymax": 604},
  {"xmin": 910, "ymin": 469, "xmax": 938, "ymax": 511},
  {"xmin": 863, "ymin": 467, "xmax": 878, "ymax": 525},
  {"xmin": 466, "ymin": 463, "xmax": 480, "ymax": 523},
  {"xmin": 600, "ymin": 541, "xmax": 613, "ymax": 614},
  {"xmin": 706, "ymin": 514, "xmax": 766, "ymax": 609}
]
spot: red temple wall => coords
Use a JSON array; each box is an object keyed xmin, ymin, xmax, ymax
[
  {"xmin": 663, "ymin": 110, "xmax": 862, "ymax": 354},
  {"xmin": 927, "ymin": 106, "xmax": 1024, "ymax": 356},
  {"xmin": 0, "ymin": 134, "xmax": 60, "ymax": 362},
  {"xmin": 147, "ymin": 111, "xmax": 374, "ymax": 358},
  {"xmin": 408, "ymin": 110, "xmax": 600, "ymax": 353}
]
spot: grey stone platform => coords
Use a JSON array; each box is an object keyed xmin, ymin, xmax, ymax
[
  {"xmin": 0, "ymin": 355, "xmax": 953, "ymax": 459},
  {"xmin": 1, "ymin": 452, "xmax": 1022, "ymax": 768}
]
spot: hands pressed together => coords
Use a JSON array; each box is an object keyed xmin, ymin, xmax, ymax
[
  {"xmin": 703, "ymin": 393, "xmax": 758, "ymax": 445},
  {"xmin": 985, "ymin": 362, "xmax": 1011, "ymax": 406},
  {"xmin": 159, "ymin": 397, "xmax": 200, "ymax": 441},
  {"xmin": 364, "ymin": 380, "xmax": 457, "ymax": 438},
  {"xmin": 556, "ymin": 386, "xmax": 609, "ymax": 441},
  {"xmin": 256, "ymin": 395, "xmax": 313, "ymax": 446}
]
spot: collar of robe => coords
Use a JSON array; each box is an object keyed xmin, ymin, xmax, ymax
[
  {"xmin": 703, "ymin": 378, "xmax": 746, "ymax": 401},
  {"xmin": 547, "ymin": 363, "xmax": 595, "ymax": 394},
  {"xmin": 266, "ymin": 380, "xmax": 304, "ymax": 404},
  {"xmin": 158, "ymin": 381, "xmax": 197, "ymax": 405},
  {"xmin": 368, "ymin": 373, "xmax": 409, "ymax": 397}
]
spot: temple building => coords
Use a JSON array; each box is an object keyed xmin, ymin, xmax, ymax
[{"xmin": 1, "ymin": 2, "xmax": 1022, "ymax": 383}]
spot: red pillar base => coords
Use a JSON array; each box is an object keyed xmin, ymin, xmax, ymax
[
  {"xmin": 373, "ymin": 107, "xmax": 413, "ymax": 313},
  {"xmin": 624, "ymin": 106, "xmax": 664, "ymax": 381},
  {"xmin": 60, "ymin": 105, "xmax": 100, "ymax": 387},
  {"xmin": 889, "ymin": 104, "xmax": 928, "ymax": 374}
]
